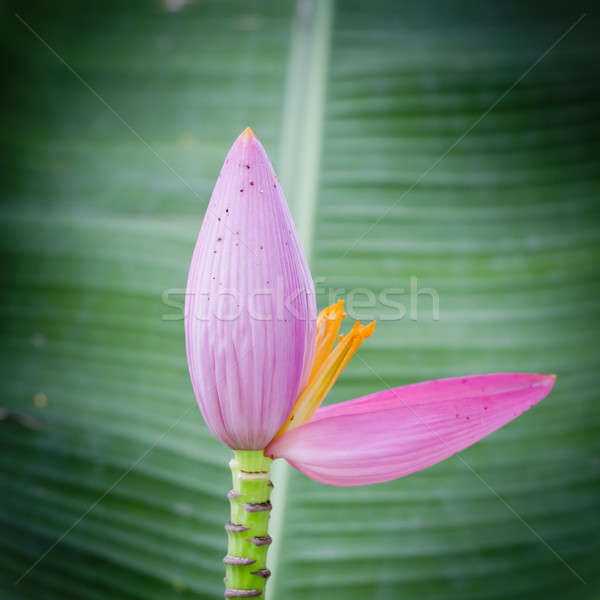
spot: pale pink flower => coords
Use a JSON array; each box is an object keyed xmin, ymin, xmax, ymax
[{"xmin": 186, "ymin": 128, "xmax": 555, "ymax": 485}]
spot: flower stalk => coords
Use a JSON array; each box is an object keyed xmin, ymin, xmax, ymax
[{"xmin": 224, "ymin": 450, "xmax": 273, "ymax": 598}]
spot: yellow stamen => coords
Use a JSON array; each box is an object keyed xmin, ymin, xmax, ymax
[
  {"xmin": 308, "ymin": 300, "xmax": 346, "ymax": 385},
  {"xmin": 275, "ymin": 313, "xmax": 375, "ymax": 437}
]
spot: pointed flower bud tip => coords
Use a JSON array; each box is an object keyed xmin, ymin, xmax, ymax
[{"xmin": 240, "ymin": 126, "xmax": 256, "ymax": 140}]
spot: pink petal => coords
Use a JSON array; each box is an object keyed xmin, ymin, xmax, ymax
[
  {"xmin": 185, "ymin": 129, "xmax": 316, "ymax": 449},
  {"xmin": 266, "ymin": 373, "xmax": 555, "ymax": 485}
]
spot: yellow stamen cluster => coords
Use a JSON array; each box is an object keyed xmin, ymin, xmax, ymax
[{"xmin": 276, "ymin": 300, "xmax": 375, "ymax": 437}]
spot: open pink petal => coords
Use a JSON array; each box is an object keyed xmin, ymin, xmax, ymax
[{"xmin": 265, "ymin": 373, "xmax": 555, "ymax": 486}]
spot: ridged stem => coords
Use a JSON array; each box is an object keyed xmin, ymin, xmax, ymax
[{"xmin": 224, "ymin": 450, "xmax": 273, "ymax": 598}]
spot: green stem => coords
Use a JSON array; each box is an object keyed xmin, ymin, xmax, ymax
[{"xmin": 224, "ymin": 450, "xmax": 273, "ymax": 598}]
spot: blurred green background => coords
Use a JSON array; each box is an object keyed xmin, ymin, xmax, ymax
[{"xmin": 1, "ymin": 0, "xmax": 599, "ymax": 598}]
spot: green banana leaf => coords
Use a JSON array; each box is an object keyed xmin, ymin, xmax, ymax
[{"xmin": 1, "ymin": 1, "xmax": 599, "ymax": 599}]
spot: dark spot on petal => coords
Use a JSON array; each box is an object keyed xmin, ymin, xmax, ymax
[
  {"xmin": 240, "ymin": 189, "xmax": 244, "ymax": 193},
  {"xmin": 259, "ymin": 245, "xmax": 263, "ymax": 250},
  {"xmin": 246, "ymin": 164, "xmax": 250, "ymax": 169},
  {"xmin": 250, "ymin": 181, "xmax": 254, "ymax": 186},
  {"xmin": 218, "ymin": 217, "xmax": 221, "ymax": 221},
  {"xmin": 226, "ymin": 208, "xmax": 229, "ymax": 213},
  {"xmin": 217, "ymin": 237, "xmax": 222, "ymax": 242}
]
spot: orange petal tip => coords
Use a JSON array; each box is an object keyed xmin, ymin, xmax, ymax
[{"xmin": 362, "ymin": 321, "xmax": 376, "ymax": 338}]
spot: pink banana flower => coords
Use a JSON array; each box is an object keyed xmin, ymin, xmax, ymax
[
  {"xmin": 185, "ymin": 128, "xmax": 555, "ymax": 597},
  {"xmin": 185, "ymin": 127, "xmax": 555, "ymax": 482}
]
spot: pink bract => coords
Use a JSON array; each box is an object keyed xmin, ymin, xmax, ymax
[
  {"xmin": 185, "ymin": 129, "xmax": 316, "ymax": 449},
  {"xmin": 266, "ymin": 373, "xmax": 555, "ymax": 485}
]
